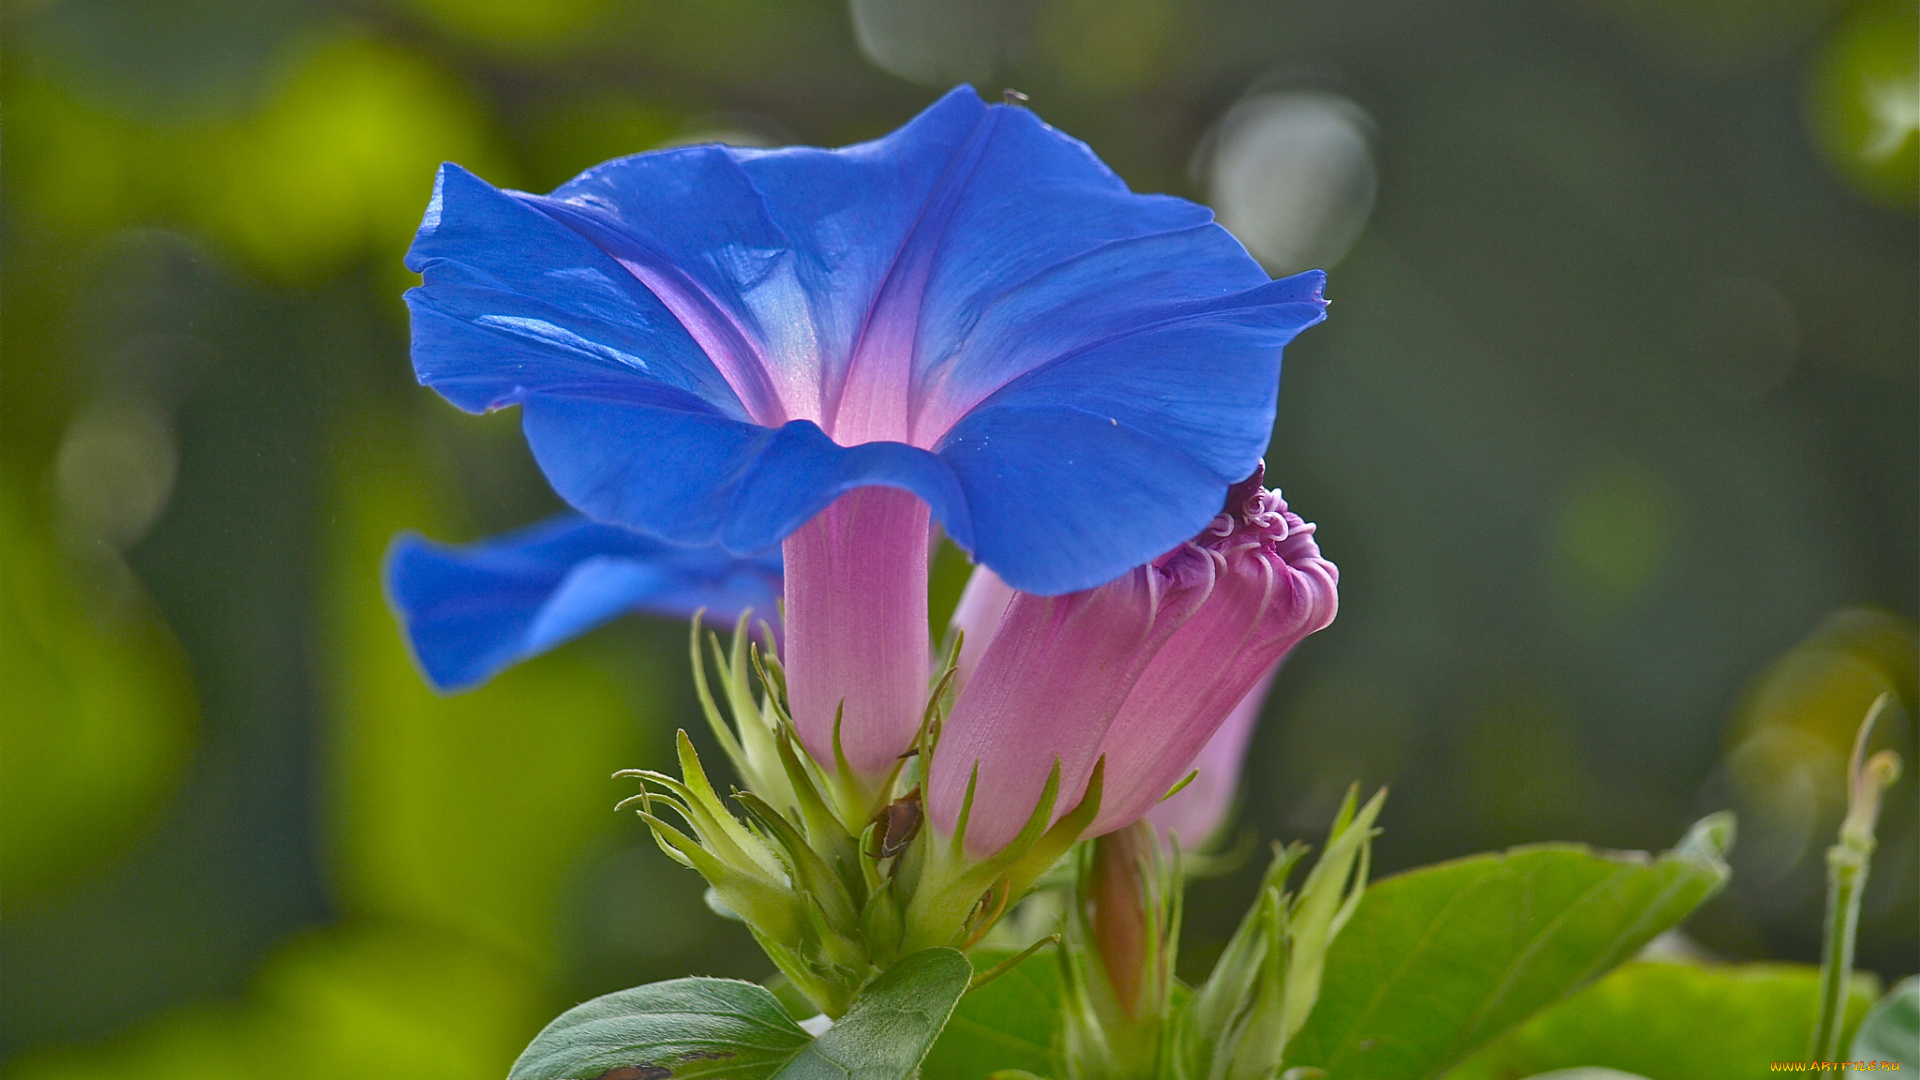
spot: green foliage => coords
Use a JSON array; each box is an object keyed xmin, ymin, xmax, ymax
[
  {"xmin": 1451, "ymin": 961, "xmax": 1880, "ymax": 1080},
  {"xmin": 9, "ymin": 926, "xmax": 540, "ymax": 1080},
  {"xmin": 1283, "ymin": 814, "xmax": 1733, "ymax": 1080},
  {"xmin": 0, "ymin": 485, "xmax": 196, "ymax": 897},
  {"xmin": 922, "ymin": 948, "xmax": 1065, "ymax": 1080},
  {"xmin": 1179, "ymin": 789, "xmax": 1385, "ymax": 1080},
  {"xmin": 1850, "ymin": 976, "xmax": 1919, "ymax": 1072},
  {"xmin": 509, "ymin": 949, "xmax": 971, "ymax": 1080},
  {"xmin": 322, "ymin": 411, "xmax": 657, "ymax": 959}
]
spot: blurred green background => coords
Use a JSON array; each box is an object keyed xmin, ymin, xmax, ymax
[{"xmin": 3, "ymin": 0, "xmax": 1915, "ymax": 1075}]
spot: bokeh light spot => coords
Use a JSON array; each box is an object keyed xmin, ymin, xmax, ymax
[
  {"xmin": 0, "ymin": 487, "xmax": 197, "ymax": 899},
  {"xmin": 849, "ymin": 0, "xmax": 1034, "ymax": 86},
  {"xmin": 54, "ymin": 395, "xmax": 178, "ymax": 552},
  {"xmin": 1806, "ymin": 0, "xmax": 1920, "ymax": 210},
  {"xmin": 1201, "ymin": 88, "xmax": 1378, "ymax": 274},
  {"xmin": 203, "ymin": 36, "xmax": 497, "ymax": 281},
  {"xmin": 1550, "ymin": 460, "xmax": 1678, "ymax": 611}
]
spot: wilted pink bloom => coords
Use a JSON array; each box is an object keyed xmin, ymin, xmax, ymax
[{"xmin": 930, "ymin": 466, "xmax": 1337, "ymax": 856}]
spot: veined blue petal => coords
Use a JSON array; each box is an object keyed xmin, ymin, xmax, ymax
[
  {"xmin": 937, "ymin": 404, "xmax": 1226, "ymax": 595},
  {"xmin": 406, "ymin": 163, "xmax": 749, "ymax": 420},
  {"xmin": 955, "ymin": 271, "xmax": 1328, "ymax": 483},
  {"xmin": 385, "ymin": 514, "xmax": 781, "ymax": 691},
  {"xmin": 532, "ymin": 87, "xmax": 990, "ymax": 432}
]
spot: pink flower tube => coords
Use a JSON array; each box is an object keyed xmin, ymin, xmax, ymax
[
  {"xmin": 1089, "ymin": 473, "xmax": 1336, "ymax": 835},
  {"xmin": 932, "ymin": 466, "xmax": 1337, "ymax": 857},
  {"xmin": 783, "ymin": 486, "xmax": 933, "ymax": 782}
]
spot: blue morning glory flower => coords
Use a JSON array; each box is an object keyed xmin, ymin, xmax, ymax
[
  {"xmin": 402, "ymin": 85, "xmax": 1326, "ymax": 598},
  {"xmin": 398, "ymin": 85, "xmax": 1328, "ymax": 778},
  {"xmin": 386, "ymin": 514, "xmax": 780, "ymax": 691}
]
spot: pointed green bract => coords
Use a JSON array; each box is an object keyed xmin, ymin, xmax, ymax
[
  {"xmin": 1173, "ymin": 786, "xmax": 1383, "ymax": 1080},
  {"xmin": 903, "ymin": 758, "xmax": 1107, "ymax": 954}
]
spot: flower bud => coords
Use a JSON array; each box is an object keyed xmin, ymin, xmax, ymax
[
  {"xmin": 930, "ymin": 466, "xmax": 1336, "ymax": 857},
  {"xmin": 1083, "ymin": 823, "xmax": 1170, "ymax": 1022},
  {"xmin": 1062, "ymin": 821, "xmax": 1176, "ymax": 1079},
  {"xmin": 1145, "ymin": 666, "xmax": 1276, "ymax": 848},
  {"xmin": 927, "ymin": 546, "xmax": 1217, "ymax": 857},
  {"xmin": 1089, "ymin": 468, "xmax": 1336, "ymax": 836}
]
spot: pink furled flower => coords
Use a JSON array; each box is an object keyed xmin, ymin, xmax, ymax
[
  {"xmin": 931, "ymin": 465, "xmax": 1338, "ymax": 856},
  {"xmin": 1144, "ymin": 667, "xmax": 1275, "ymax": 847},
  {"xmin": 929, "ymin": 549, "xmax": 1218, "ymax": 856}
]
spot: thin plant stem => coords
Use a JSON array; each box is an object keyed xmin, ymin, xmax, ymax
[{"xmin": 1810, "ymin": 693, "xmax": 1902, "ymax": 1075}]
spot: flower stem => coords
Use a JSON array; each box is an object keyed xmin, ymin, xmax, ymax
[{"xmin": 1811, "ymin": 692, "xmax": 1902, "ymax": 1073}]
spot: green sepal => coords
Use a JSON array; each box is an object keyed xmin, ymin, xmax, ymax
[
  {"xmin": 862, "ymin": 878, "xmax": 906, "ymax": 969},
  {"xmin": 629, "ymin": 797, "xmax": 803, "ymax": 945},
  {"xmin": 903, "ymin": 759, "xmax": 1064, "ymax": 952},
  {"xmin": 750, "ymin": 924, "xmax": 855, "ymax": 1020},
  {"xmin": 1005, "ymin": 757, "xmax": 1108, "ymax": 904},
  {"xmin": 1182, "ymin": 840, "xmax": 1306, "ymax": 1073},
  {"xmin": 735, "ymin": 788, "xmax": 864, "ymax": 961},
  {"xmin": 1280, "ymin": 785, "xmax": 1385, "ymax": 1042},
  {"xmin": 687, "ymin": 610, "xmax": 748, "ymax": 773},
  {"xmin": 772, "ymin": 722, "xmax": 864, "ymax": 897}
]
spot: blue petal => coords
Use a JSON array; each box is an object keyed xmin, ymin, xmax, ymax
[
  {"xmin": 406, "ymin": 163, "xmax": 749, "ymax": 420},
  {"xmin": 956, "ymin": 271, "xmax": 1328, "ymax": 482},
  {"xmin": 902, "ymin": 104, "xmax": 1278, "ymax": 435},
  {"xmin": 385, "ymin": 514, "xmax": 781, "ymax": 691},
  {"xmin": 523, "ymin": 396, "xmax": 973, "ymax": 555},
  {"xmin": 937, "ymin": 404, "xmax": 1228, "ymax": 595}
]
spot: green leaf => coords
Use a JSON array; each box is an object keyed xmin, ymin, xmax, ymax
[
  {"xmin": 513, "ymin": 951, "xmax": 974, "ymax": 1080},
  {"xmin": 921, "ymin": 948, "xmax": 1064, "ymax": 1080},
  {"xmin": 508, "ymin": 977, "xmax": 812, "ymax": 1080},
  {"xmin": 1450, "ymin": 961, "xmax": 1881, "ymax": 1080},
  {"xmin": 777, "ymin": 948, "xmax": 974, "ymax": 1080},
  {"xmin": 1285, "ymin": 818, "xmax": 1730, "ymax": 1080},
  {"xmin": 1851, "ymin": 976, "xmax": 1919, "ymax": 1073}
]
